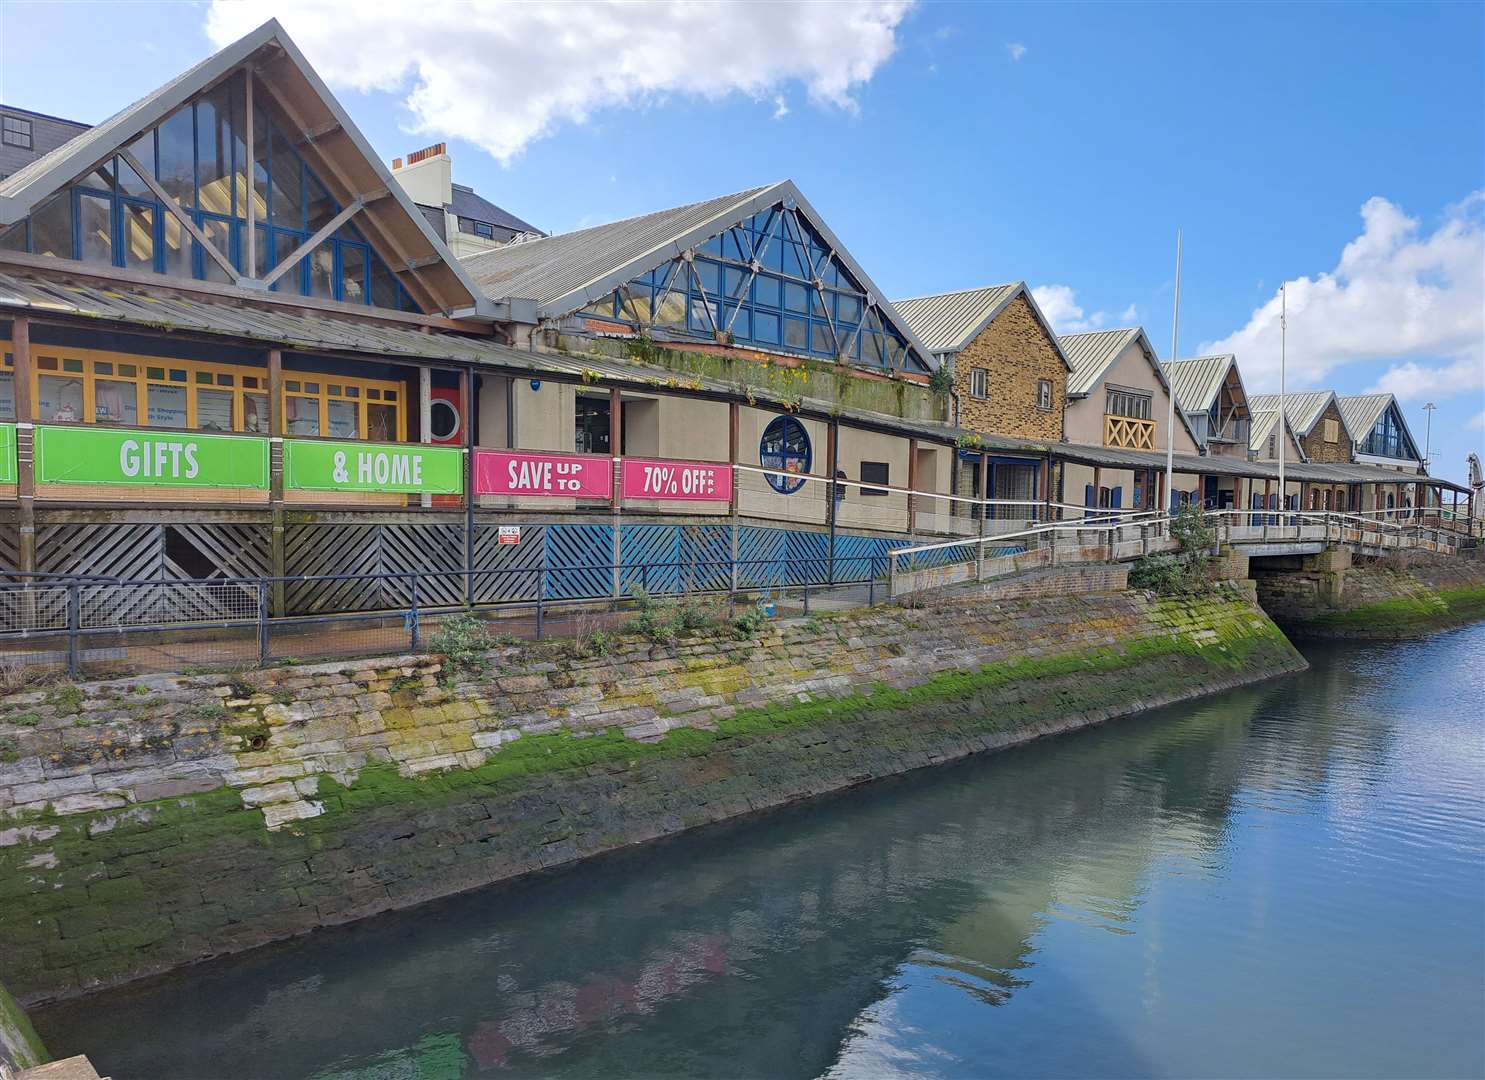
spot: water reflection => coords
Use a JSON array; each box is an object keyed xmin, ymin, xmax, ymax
[{"xmin": 36, "ymin": 629, "xmax": 1485, "ymax": 1080}]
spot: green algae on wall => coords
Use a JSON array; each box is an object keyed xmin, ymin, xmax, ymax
[
  {"xmin": 0, "ymin": 976, "xmax": 48, "ymax": 1071},
  {"xmin": 1258, "ymin": 557, "xmax": 1485, "ymax": 639},
  {"xmin": 0, "ymin": 586, "xmax": 1303, "ymax": 1004}
]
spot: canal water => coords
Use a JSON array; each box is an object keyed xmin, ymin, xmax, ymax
[{"xmin": 35, "ymin": 626, "xmax": 1485, "ymax": 1079}]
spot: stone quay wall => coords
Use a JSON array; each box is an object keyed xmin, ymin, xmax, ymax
[
  {"xmin": 0, "ymin": 579, "xmax": 1305, "ymax": 1004},
  {"xmin": 1255, "ymin": 549, "xmax": 1485, "ymax": 638}
]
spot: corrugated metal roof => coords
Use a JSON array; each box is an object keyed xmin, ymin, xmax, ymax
[
  {"xmin": 1163, "ymin": 354, "xmax": 1235, "ymax": 413},
  {"xmin": 460, "ymin": 184, "xmax": 779, "ymax": 307},
  {"xmin": 891, "ymin": 283, "xmax": 1019, "ymax": 353},
  {"xmin": 1248, "ymin": 409, "xmax": 1307, "ymax": 461},
  {"xmin": 1058, "ymin": 327, "xmax": 1144, "ymax": 395},
  {"xmin": 1248, "ymin": 390, "xmax": 1336, "ymax": 437},
  {"xmin": 457, "ymin": 179, "xmax": 939, "ymax": 373},
  {"xmin": 1336, "ymin": 393, "xmax": 1392, "ymax": 442}
]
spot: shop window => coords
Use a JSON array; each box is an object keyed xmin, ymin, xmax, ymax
[
  {"xmin": 575, "ymin": 395, "xmax": 611, "ymax": 455},
  {"xmin": 969, "ymin": 368, "xmax": 988, "ymax": 399},
  {"xmin": 860, "ymin": 461, "xmax": 889, "ymax": 496},
  {"xmin": 20, "ymin": 347, "xmax": 403, "ymax": 438}
]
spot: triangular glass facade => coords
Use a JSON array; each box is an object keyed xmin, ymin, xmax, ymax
[
  {"xmin": 0, "ymin": 72, "xmax": 418, "ymax": 312},
  {"xmin": 579, "ymin": 202, "xmax": 928, "ymax": 372},
  {"xmin": 1360, "ymin": 401, "xmax": 1420, "ymax": 460}
]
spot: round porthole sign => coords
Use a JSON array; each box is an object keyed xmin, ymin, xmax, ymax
[{"xmin": 760, "ymin": 415, "xmax": 811, "ymax": 494}]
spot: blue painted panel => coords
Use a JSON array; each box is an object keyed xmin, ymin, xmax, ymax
[{"xmin": 545, "ymin": 524, "xmax": 613, "ymax": 599}]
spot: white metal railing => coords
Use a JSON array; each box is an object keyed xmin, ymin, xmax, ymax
[{"xmin": 887, "ymin": 505, "xmax": 1471, "ymax": 597}]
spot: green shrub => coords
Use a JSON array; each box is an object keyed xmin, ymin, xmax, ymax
[
  {"xmin": 1128, "ymin": 553, "xmax": 1187, "ymax": 593},
  {"xmin": 625, "ymin": 589, "xmax": 716, "ymax": 644},
  {"xmin": 429, "ymin": 613, "xmax": 493, "ymax": 680},
  {"xmin": 1131, "ymin": 506, "xmax": 1220, "ymax": 595},
  {"xmin": 729, "ymin": 603, "xmax": 769, "ymax": 639}
]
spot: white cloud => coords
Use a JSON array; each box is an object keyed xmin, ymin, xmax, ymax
[
  {"xmin": 1367, "ymin": 358, "xmax": 1483, "ymax": 403},
  {"xmin": 1200, "ymin": 193, "xmax": 1485, "ymax": 399},
  {"xmin": 1031, "ymin": 284, "xmax": 1136, "ymax": 334},
  {"xmin": 1006, "ymin": 42, "xmax": 1027, "ymax": 61},
  {"xmin": 1120, "ymin": 302, "xmax": 1138, "ymax": 322},
  {"xmin": 1471, "ymin": 411, "xmax": 1485, "ymax": 430},
  {"xmin": 207, "ymin": 0, "xmax": 914, "ymax": 163},
  {"xmin": 772, "ymin": 94, "xmax": 790, "ymax": 121}
]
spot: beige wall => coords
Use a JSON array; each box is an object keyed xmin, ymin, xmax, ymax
[
  {"xmin": 1064, "ymin": 339, "xmax": 1198, "ymax": 455},
  {"xmin": 736, "ymin": 408, "xmax": 828, "ymax": 526}
]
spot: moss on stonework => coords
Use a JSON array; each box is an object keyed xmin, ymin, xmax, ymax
[
  {"xmin": 296, "ymin": 596, "xmax": 1296, "ymax": 828},
  {"xmin": 0, "ymin": 976, "xmax": 49, "ymax": 1069},
  {"xmin": 1301, "ymin": 583, "xmax": 1485, "ymax": 635}
]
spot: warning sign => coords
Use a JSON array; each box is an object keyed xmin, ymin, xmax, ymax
[{"xmin": 497, "ymin": 525, "xmax": 521, "ymax": 545}]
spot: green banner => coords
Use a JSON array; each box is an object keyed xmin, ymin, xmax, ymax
[
  {"xmin": 0, "ymin": 424, "xmax": 15, "ymax": 485},
  {"xmin": 284, "ymin": 439, "xmax": 464, "ymax": 495},
  {"xmin": 34, "ymin": 426, "xmax": 269, "ymax": 488}
]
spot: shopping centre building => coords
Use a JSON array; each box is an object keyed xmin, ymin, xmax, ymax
[{"xmin": 0, "ymin": 20, "xmax": 1470, "ymax": 615}]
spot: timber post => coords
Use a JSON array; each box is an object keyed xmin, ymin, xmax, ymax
[
  {"xmin": 267, "ymin": 348, "xmax": 285, "ymax": 617},
  {"xmin": 12, "ymin": 317, "xmax": 34, "ymax": 578}
]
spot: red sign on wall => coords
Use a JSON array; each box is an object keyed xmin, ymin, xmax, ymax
[
  {"xmin": 474, "ymin": 450, "xmax": 612, "ymax": 498},
  {"xmin": 620, "ymin": 458, "xmax": 733, "ymax": 502}
]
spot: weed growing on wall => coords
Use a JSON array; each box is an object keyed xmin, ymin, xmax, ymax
[{"xmin": 429, "ymin": 613, "xmax": 494, "ymax": 681}]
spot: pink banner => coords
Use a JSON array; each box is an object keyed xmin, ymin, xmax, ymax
[
  {"xmin": 474, "ymin": 450, "xmax": 612, "ymax": 498},
  {"xmin": 621, "ymin": 458, "xmax": 733, "ymax": 502}
]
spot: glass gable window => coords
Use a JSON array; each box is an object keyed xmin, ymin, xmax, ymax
[
  {"xmin": 1362, "ymin": 403, "xmax": 1418, "ymax": 459},
  {"xmin": 580, "ymin": 204, "xmax": 927, "ymax": 372},
  {"xmin": 0, "ymin": 72, "xmax": 419, "ymax": 314}
]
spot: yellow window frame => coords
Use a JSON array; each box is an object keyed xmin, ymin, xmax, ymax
[{"xmin": 19, "ymin": 345, "xmax": 406, "ymax": 440}]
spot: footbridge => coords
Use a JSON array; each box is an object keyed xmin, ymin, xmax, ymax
[{"xmin": 886, "ymin": 507, "xmax": 1479, "ymax": 597}]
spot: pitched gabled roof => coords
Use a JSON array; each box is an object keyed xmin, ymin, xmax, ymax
[
  {"xmin": 460, "ymin": 184, "xmax": 774, "ymax": 307},
  {"xmin": 1249, "ymin": 409, "xmax": 1309, "ymax": 462},
  {"xmin": 0, "ymin": 20, "xmax": 484, "ymax": 317},
  {"xmin": 1336, "ymin": 393, "xmax": 1392, "ymax": 438},
  {"xmin": 457, "ymin": 179, "xmax": 938, "ymax": 369},
  {"xmin": 1057, "ymin": 327, "xmax": 1146, "ymax": 396},
  {"xmin": 1247, "ymin": 390, "xmax": 1344, "ymax": 439},
  {"xmin": 1163, "ymin": 354, "xmax": 1242, "ymax": 414},
  {"xmin": 890, "ymin": 282, "xmax": 1073, "ymax": 370}
]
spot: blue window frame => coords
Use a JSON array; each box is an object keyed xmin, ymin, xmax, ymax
[
  {"xmin": 0, "ymin": 71, "xmax": 418, "ymax": 313},
  {"xmin": 760, "ymin": 415, "xmax": 811, "ymax": 494},
  {"xmin": 1362, "ymin": 403, "xmax": 1417, "ymax": 460},
  {"xmin": 583, "ymin": 203, "xmax": 926, "ymax": 372}
]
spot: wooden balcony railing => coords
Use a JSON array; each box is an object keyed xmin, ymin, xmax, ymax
[{"xmin": 1104, "ymin": 415, "xmax": 1156, "ymax": 450}]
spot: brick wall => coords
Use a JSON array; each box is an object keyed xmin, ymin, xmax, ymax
[
  {"xmin": 1300, "ymin": 400, "xmax": 1353, "ymax": 464},
  {"xmin": 954, "ymin": 295, "xmax": 1066, "ymax": 440},
  {"xmin": 0, "ymin": 588, "xmax": 1303, "ymax": 1003}
]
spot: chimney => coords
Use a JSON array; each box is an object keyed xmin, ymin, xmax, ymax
[{"xmin": 390, "ymin": 143, "xmax": 452, "ymax": 208}]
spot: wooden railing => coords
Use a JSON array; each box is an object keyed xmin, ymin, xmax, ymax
[{"xmin": 1104, "ymin": 415, "xmax": 1156, "ymax": 450}]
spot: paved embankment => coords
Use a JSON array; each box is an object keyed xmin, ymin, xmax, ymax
[{"xmin": 0, "ymin": 568, "xmax": 1305, "ymax": 1003}]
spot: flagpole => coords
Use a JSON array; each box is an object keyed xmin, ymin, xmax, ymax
[
  {"xmin": 1165, "ymin": 229, "xmax": 1181, "ymax": 518},
  {"xmin": 1277, "ymin": 283, "xmax": 1286, "ymax": 522}
]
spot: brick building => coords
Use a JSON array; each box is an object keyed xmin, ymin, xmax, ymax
[{"xmin": 893, "ymin": 283, "xmax": 1070, "ymax": 522}]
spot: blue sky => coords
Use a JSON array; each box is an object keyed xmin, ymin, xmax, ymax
[{"xmin": 2, "ymin": 1, "xmax": 1482, "ymax": 484}]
